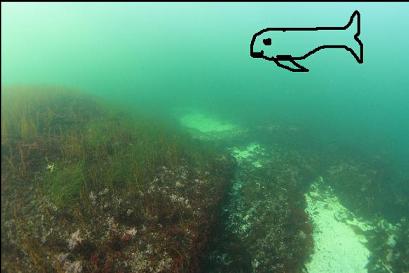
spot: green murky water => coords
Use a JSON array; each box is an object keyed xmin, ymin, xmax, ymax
[{"xmin": 2, "ymin": 3, "xmax": 408, "ymax": 273}]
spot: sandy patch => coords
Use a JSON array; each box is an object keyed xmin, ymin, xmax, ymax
[{"xmin": 305, "ymin": 177, "xmax": 370, "ymax": 273}]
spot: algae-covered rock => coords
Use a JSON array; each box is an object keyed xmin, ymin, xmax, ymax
[
  {"xmin": 203, "ymin": 143, "xmax": 315, "ymax": 273},
  {"xmin": 324, "ymin": 157, "xmax": 409, "ymax": 223},
  {"xmin": 1, "ymin": 87, "xmax": 234, "ymax": 273},
  {"xmin": 366, "ymin": 217, "xmax": 409, "ymax": 273}
]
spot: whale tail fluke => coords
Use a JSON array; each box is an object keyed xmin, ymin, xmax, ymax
[{"xmin": 345, "ymin": 10, "xmax": 363, "ymax": 63}]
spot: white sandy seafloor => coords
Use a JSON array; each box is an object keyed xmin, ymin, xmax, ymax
[
  {"xmin": 179, "ymin": 111, "xmax": 237, "ymax": 133},
  {"xmin": 176, "ymin": 110, "xmax": 401, "ymax": 273},
  {"xmin": 175, "ymin": 109, "xmax": 245, "ymax": 140},
  {"xmin": 305, "ymin": 177, "xmax": 371, "ymax": 273},
  {"xmin": 230, "ymin": 143, "xmax": 265, "ymax": 168}
]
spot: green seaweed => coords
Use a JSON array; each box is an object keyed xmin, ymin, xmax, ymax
[
  {"xmin": 1, "ymin": 86, "xmax": 234, "ymax": 273},
  {"xmin": 44, "ymin": 161, "xmax": 85, "ymax": 209}
]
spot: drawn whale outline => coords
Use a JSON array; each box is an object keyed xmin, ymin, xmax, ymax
[{"xmin": 250, "ymin": 10, "xmax": 363, "ymax": 72}]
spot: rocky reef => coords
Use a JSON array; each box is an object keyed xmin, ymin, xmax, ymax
[
  {"xmin": 366, "ymin": 217, "xmax": 409, "ymax": 273},
  {"xmin": 202, "ymin": 143, "xmax": 315, "ymax": 273},
  {"xmin": 1, "ymin": 87, "xmax": 234, "ymax": 273},
  {"xmin": 2, "ymin": 87, "xmax": 408, "ymax": 273},
  {"xmin": 324, "ymin": 157, "xmax": 409, "ymax": 222}
]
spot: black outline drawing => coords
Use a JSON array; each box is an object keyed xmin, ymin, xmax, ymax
[{"xmin": 250, "ymin": 10, "xmax": 363, "ymax": 72}]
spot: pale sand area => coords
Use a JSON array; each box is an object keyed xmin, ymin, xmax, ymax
[
  {"xmin": 305, "ymin": 177, "xmax": 371, "ymax": 273},
  {"xmin": 179, "ymin": 112, "xmax": 238, "ymax": 133},
  {"xmin": 177, "ymin": 110, "xmax": 245, "ymax": 140}
]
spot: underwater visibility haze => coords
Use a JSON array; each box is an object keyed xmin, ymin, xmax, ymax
[{"xmin": 1, "ymin": 3, "xmax": 409, "ymax": 273}]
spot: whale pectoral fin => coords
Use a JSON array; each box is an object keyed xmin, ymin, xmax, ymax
[{"xmin": 275, "ymin": 57, "xmax": 309, "ymax": 72}]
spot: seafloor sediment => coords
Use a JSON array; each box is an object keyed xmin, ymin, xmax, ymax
[
  {"xmin": 179, "ymin": 110, "xmax": 409, "ymax": 273},
  {"xmin": 1, "ymin": 90, "xmax": 408, "ymax": 273}
]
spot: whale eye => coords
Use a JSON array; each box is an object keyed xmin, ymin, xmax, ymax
[{"xmin": 263, "ymin": 38, "xmax": 272, "ymax": 46}]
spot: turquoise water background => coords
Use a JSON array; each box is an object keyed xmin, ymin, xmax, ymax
[{"xmin": 2, "ymin": 3, "xmax": 409, "ymax": 169}]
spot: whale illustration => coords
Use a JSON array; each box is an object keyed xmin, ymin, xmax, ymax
[{"xmin": 250, "ymin": 10, "xmax": 363, "ymax": 72}]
